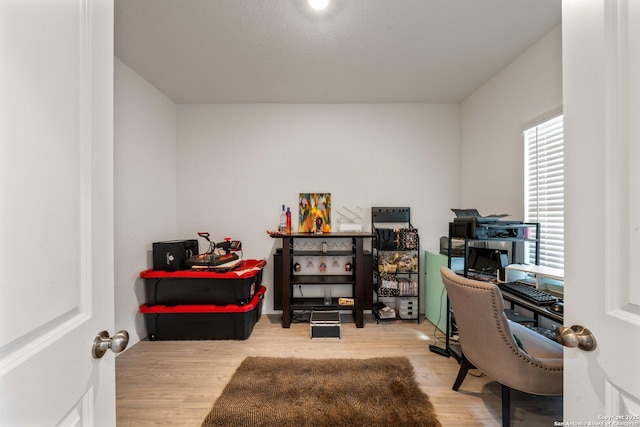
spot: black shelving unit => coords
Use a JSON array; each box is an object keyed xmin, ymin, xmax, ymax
[
  {"xmin": 436, "ymin": 221, "xmax": 540, "ymax": 360},
  {"xmin": 371, "ymin": 207, "xmax": 421, "ymax": 323}
]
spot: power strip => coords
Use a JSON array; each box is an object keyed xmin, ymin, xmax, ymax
[{"xmin": 429, "ymin": 344, "xmax": 450, "ymax": 357}]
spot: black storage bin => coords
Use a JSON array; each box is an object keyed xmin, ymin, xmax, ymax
[
  {"xmin": 140, "ymin": 286, "xmax": 265, "ymax": 340},
  {"xmin": 152, "ymin": 239, "xmax": 199, "ymax": 271},
  {"xmin": 141, "ymin": 259, "xmax": 265, "ymax": 306}
]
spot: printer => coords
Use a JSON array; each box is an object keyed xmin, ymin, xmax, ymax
[{"xmin": 450, "ymin": 209, "xmax": 525, "ymax": 239}]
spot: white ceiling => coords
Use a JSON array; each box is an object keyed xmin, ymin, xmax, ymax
[{"xmin": 114, "ymin": 0, "xmax": 561, "ymax": 104}]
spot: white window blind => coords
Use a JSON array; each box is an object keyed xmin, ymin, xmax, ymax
[{"xmin": 524, "ymin": 115, "xmax": 564, "ymax": 270}]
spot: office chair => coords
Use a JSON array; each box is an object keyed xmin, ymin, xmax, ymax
[{"xmin": 440, "ymin": 267, "xmax": 563, "ymax": 427}]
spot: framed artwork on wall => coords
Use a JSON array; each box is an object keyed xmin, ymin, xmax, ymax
[{"xmin": 299, "ymin": 193, "xmax": 331, "ymax": 233}]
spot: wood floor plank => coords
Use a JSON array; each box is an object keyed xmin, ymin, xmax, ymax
[{"xmin": 116, "ymin": 315, "xmax": 562, "ymax": 426}]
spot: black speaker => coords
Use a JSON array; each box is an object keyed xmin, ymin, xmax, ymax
[{"xmin": 152, "ymin": 240, "xmax": 199, "ymax": 271}]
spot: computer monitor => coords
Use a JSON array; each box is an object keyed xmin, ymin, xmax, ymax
[{"xmin": 468, "ymin": 247, "xmax": 508, "ymax": 278}]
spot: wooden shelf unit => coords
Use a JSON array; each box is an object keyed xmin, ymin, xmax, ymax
[{"xmin": 271, "ymin": 232, "xmax": 374, "ymax": 328}]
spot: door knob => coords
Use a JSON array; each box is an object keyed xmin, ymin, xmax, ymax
[
  {"xmin": 555, "ymin": 325, "xmax": 597, "ymax": 351},
  {"xmin": 92, "ymin": 330, "xmax": 130, "ymax": 359}
]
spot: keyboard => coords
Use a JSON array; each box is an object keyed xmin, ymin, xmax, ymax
[{"xmin": 498, "ymin": 281, "xmax": 560, "ymax": 305}]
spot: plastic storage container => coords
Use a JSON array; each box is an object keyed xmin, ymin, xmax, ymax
[
  {"xmin": 397, "ymin": 296, "xmax": 418, "ymax": 319},
  {"xmin": 140, "ymin": 259, "xmax": 266, "ymax": 306},
  {"xmin": 140, "ymin": 286, "xmax": 266, "ymax": 340}
]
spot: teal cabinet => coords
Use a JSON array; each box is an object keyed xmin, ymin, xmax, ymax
[{"xmin": 425, "ymin": 251, "xmax": 462, "ymax": 332}]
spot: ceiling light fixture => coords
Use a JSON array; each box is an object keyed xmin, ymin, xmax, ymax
[{"xmin": 308, "ymin": 0, "xmax": 329, "ymax": 11}]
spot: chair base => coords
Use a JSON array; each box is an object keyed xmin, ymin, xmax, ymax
[
  {"xmin": 502, "ymin": 383, "xmax": 511, "ymax": 427},
  {"xmin": 452, "ymin": 354, "xmax": 474, "ymax": 391},
  {"xmin": 452, "ymin": 354, "xmax": 512, "ymax": 427}
]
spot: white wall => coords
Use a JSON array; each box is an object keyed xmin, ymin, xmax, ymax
[
  {"xmin": 113, "ymin": 23, "xmax": 562, "ymax": 326},
  {"xmin": 460, "ymin": 25, "xmax": 563, "ymax": 219},
  {"xmin": 176, "ymin": 104, "xmax": 461, "ymax": 312},
  {"xmin": 114, "ymin": 58, "xmax": 178, "ymax": 343}
]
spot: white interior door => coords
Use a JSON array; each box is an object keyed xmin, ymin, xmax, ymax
[
  {"xmin": 563, "ymin": 0, "xmax": 640, "ymax": 421},
  {"xmin": 0, "ymin": 1, "xmax": 116, "ymax": 425}
]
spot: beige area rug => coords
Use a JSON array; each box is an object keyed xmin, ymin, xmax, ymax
[{"xmin": 201, "ymin": 356, "xmax": 441, "ymax": 427}]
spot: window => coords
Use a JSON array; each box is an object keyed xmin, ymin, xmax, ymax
[{"xmin": 524, "ymin": 114, "xmax": 564, "ymax": 270}]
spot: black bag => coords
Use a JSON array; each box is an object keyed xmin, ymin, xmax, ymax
[
  {"xmin": 376, "ymin": 228, "xmax": 398, "ymax": 250},
  {"xmin": 376, "ymin": 228, "xmax": 418, "ymax": 250}
]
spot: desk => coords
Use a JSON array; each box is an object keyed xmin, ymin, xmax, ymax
[
  {"xmin": 500, "ymin": 290, "xmax": 564, "ymax": 325},
  {"xmin": 501, "ymin": 263, "xmax": 564, "ymax": 326},
  {"xmin": 466, "ymin": 271, "xmax": 564, "ymax": 325}
]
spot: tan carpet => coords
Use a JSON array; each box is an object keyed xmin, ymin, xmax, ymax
[{"xmin": 201, "ymin": 356, "xmax": 441, "ymax": 427}]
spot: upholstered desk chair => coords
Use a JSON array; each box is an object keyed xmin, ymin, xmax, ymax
[{"xmin": 440, "ymin": 267, "xmax": 563, "ymax": 427}]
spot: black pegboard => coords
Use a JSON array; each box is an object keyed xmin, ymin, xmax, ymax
[{"xmin": 371, "ymin": 207, "xmax": 411, "ymax": 224}]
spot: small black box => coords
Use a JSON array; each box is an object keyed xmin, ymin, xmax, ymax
[
  {"xmin": 152, "ymin": 240, "xmax": 199, "ymax": 272},
  {"xmin": 310, "ymin": 311, "xmax": 341, "ymax": 339}
]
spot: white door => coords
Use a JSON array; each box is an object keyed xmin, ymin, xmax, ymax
[
  {"xmin": 0, "ymin": 1, "xmax": 117, "ymax": 425},
  {"xmin": 563, "ymin": 0, "xmax": 640, "ymax": 421}
]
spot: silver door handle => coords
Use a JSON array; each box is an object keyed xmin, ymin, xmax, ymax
[
  {"xmin": 555, "ymin": 325, "xmax": 597, "ymax": 351},
  {"xmin": 92, "ymin": 330, "xmax": 129, "ymax": 359}
]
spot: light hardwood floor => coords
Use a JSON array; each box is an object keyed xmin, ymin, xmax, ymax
[{"xmin": 116, "ymin": 314, "xmax": 562, "ymax": 426}]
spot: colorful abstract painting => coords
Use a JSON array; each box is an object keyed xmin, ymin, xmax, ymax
[{"xmin": 299, "ymin": 193, "xmax": 331, "ymax": 233}]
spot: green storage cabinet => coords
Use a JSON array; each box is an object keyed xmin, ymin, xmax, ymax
[{"xmin": 425, "ymin": 251, "xmax": 462, "ymax": 333}]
